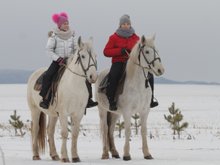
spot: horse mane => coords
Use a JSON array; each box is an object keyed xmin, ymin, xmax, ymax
[
  {"xmin": 67, "ymin": 53, "xmax": 75, "ymax": 65},
  {"xmin": 66, "ymin": 41, "xmax": 94, "ymax": 66},
  {"xmin": 129, "ymin": 37, "xmax": 155, "ymax": 60},
  {"xmin": 126, "ymin": 41, "xmax": 141, "ymax": 77}
]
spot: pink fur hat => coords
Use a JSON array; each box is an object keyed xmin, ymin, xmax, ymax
[{"xmin": 52, "ymin": 12, "xmax": 69, "ymax": 28}]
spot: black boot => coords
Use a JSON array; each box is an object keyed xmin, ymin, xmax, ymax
[
  {"xmin": 85, "ymin": 80, "xmax": 98, "ymax": 108},
  {"xmin": 109, "ymin": 100, "xmax": 117, "ymax": 111},
  {"xmin": 148, "ymin": 73, "xmax": 158, "ymax": 108},
  {"xmin": 39, "ymin": 98, "xmax": 50, "ymax": 109},
  {"xmin": 86, "ymin": 98, "xmax": 98, "ymax": 108},
  {"xmin": 150, "ymin": 97, "xmax": 159, "ymax": 108}
]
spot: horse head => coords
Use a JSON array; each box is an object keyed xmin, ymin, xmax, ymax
[
  {"xmin": 75, "ymin": 36, "xmax": 98, "ymax": 83},
  {"xmin": 131, "ymin": 34, "xmax": 165, "ymax": 76}
]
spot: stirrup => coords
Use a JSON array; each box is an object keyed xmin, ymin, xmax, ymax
[{"xmin": 86, "ymin": 99, "xmax": 98, "ymax": 108}]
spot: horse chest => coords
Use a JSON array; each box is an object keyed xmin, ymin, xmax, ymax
[{"xmin": 120, "ymin": 86, "xmax": 150, "ymax": 110}]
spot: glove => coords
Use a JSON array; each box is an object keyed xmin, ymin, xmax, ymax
[
  {"xmin": 56, "ymin": 57, "xmax": 65, "ymax": 66},
  {"xmin": 121, "ymin": 48, "xmax": 128, "ymax": 55}
]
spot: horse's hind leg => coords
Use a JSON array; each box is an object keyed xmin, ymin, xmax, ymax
[
  {"xmin": 99, "ymin": 108, "xmax": 110, "ymax": 159},
  {"xmin": 108, "ymin": 113, "xmax": 120, "ymax": 158},
  {"xmin": 30, "ymin": 107, "xmax": 42, "ymax": 160},
  {"xmin": 47, "ymin": 116, "xmax": 60, "ymax": 161}
]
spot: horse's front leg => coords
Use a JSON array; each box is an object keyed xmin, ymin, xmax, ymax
[
  {"xmin": 59, "ymin": 115, "xmax": 70, "ymax": 162},
  {"xmin": 70, "ymin": 115, "xmax": 83, "ymax": 162},
  {"xmin": 47, "ymin": 116, "xmax": 60, "ymax": 161},
  {"xmin": 123, "ymin": 115, "xmax": 132, "ymax": 161},
  {"xmin": 140, "ymin": 110, "xmax": 153, "ymax": 159}
]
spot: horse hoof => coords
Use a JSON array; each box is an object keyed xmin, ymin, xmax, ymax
[
  {"xmin": 51, "ymin": 155, "xmax": 60, "ymax": 161},
  {"xmin": 123, "ymin": 156, "xmax": 131, "ymax": 161},
  {"xmin": 144, "ymin": 154, "xmax": 153, "ymax": 159},
  {"xmin": 61, "ymin": 158, "xmax": 70, "ymax": 162},
  {"xmin": 72, "ymin": 157, "xmax": 81, "ymax": 162},
  {"xmin": 101, "ymin": 154, "xmax": 109, "ymax": 159},
  {"xmin": 33, "ymin": 155, "xmax": 41, "ymax": 160},
  {"xmin": 112, "ymin": 154, "xmax": 120, "ymax": 159}
]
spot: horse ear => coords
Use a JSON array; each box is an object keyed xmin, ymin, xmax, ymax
[
  {"xmin": 78, "ymin": 36, "xmax": 84, "ymax": 48},
  {"xmin": 141, "ymin": 35, "xmax": 146, "ymax": 44},
  {"xmin": 89, "ymin": 36, "xmax": 94, "ymax": 46}
]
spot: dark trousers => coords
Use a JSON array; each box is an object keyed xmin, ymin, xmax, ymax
[
  {"xmin": 39, "ymin": 61, "xmax": 60, "ymax": 99},
  {"xmin": 148, "ymin": 72, "xmax": 154, "ymax": 99},
  {"xmin": 85, "ymin": 80, "xmax": 93, "ymax": 100},
  {"xmin": 107, "ymin": 62, "xmax": 127, "ymax": 102}
]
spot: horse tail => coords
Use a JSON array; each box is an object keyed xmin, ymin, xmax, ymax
[{"xmin": 38, "ymin": 112, "xmax": 46, "ymax": 154}]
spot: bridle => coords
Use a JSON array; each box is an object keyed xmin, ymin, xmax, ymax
[
  {"xmin": 75, "ymin": 49, "xmax": 97, "ymax": 76},
  {"xmin": 136, "ymin": 44, "xmax": 161, "ymax": 70},
  {"xmin": 62, "ymin": 49, "xmax": 97, "ymax": 78},
  {"xmin": 127, "ymin": 44, "xmax": 161, "ymax": 88}
]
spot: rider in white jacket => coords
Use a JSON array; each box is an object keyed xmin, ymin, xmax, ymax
[
  {"xmin": 39, "ymin": 12, "xmax": 98, "ymax": 109},
  {"xmin": 46, "ymin": 29, "xmax": 75, "ymax": 61}
]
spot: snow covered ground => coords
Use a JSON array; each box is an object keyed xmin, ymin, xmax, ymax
[{"xmin": 0, "ymin": 84, "xmax": 220, "ymax": 165}]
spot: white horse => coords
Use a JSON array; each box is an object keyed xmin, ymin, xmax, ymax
[
  {"xmin": 95, "ymin": 35, "xmax": 165, "ymax": 160},
  {"xmin": 27, "ymin": 37, "xmax": 98, "ymax": 162}
]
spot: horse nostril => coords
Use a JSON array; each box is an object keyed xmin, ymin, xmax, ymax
[
  {"xmin": 158, "ymin": 69, "xmax": 162, "ymax": 74},
  {"xmin": 90, "ymin": 75, "xmax": 93, "ymax": 79}
]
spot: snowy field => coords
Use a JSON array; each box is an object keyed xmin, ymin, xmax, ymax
[{"xmin": 0, "ymin": 84, "xmax": 220, "ymax": 165}]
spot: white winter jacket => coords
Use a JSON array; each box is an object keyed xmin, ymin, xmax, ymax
[{"xmin": 46, "ymin": 29, "xmax": 76, "ymax": 61}]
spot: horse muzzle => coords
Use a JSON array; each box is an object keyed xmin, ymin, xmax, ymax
[
  {"xmin": 88, "ymin": 73, "xmax": 98, "ymax": 83},
  {"xmin": 153, "ymin": 67, "xmax": 165, "ymax": 76}
]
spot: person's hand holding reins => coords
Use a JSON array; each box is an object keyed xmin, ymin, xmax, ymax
[{"xmin": 57, "ymin": 57, "xmax": 65, "ymax": 66}]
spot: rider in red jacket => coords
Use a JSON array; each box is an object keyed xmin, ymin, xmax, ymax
[
  {"xmin": 104, "ymin": 31, "xmax": 139, "ymax": 63},
  {"xmin": 103, "ymin": 14, "xmax": 139, "ymax": 111},
  {"xmin": 103, "ymin": 14, "xmax": 158, "ymax": 111}
]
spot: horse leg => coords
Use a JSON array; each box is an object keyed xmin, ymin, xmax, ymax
[
  {"xmin": 59, "ymin": 115, "xmax": 70, "ymax": 162},
  {"xmin": 108, "ymin": 113, "xmax": 120, "ymax": 158},
  {"xmin": 47, "ymin": 116, "xmax": 60, "ymax": 161},
  {"xmin": 70, "ymin": 115, "xmax": 83, "ymax": 162},
  {"xmin": 99, "ymin": 109, "xmax": 110, "ymax": 159},
  {"xmin": 123, "ymin": 115, "xmax": 132, "ymax": 161},
  {"xmin": 140, "ymin": 111, "xmax": 153, "ymax": 159},
  {"xmin": 31, "ymin": 109, "xmax": 41, "ymax": 160}
]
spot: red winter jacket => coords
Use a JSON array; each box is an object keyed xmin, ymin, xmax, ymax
[{"xmin": 103, "ymin": 33, "xmax": 140, "ymax": 63}]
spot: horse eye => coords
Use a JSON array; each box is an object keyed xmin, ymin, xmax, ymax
[
  {"xmin": 145, "ymin": 50, "xmax": 149, "ymax": 54},
  {"xmin": 81, "ymin": 55, "xmax": 85, "ymax": 59}
]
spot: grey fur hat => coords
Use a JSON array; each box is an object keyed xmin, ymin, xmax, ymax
[{"xmin": 119, "ymin": 14, "xmax": 131, "ymax": 25}]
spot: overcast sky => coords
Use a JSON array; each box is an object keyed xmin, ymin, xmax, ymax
[{"xmin": 0, "ymin": 0, "xmax": 220, "ymax": 82}]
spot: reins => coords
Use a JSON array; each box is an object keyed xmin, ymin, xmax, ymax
[{"xmin": 61, "ymin": 63, "xmax": 87, "ymax": 78}]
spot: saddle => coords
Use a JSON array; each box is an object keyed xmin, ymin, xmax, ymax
[
  {"xmin": 34, "ymin": 65, "xmax": 66, "ymax": 105},
  {"xmin": 98, "ymin": 72, "xmax": 126, "ymax": 99}
]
